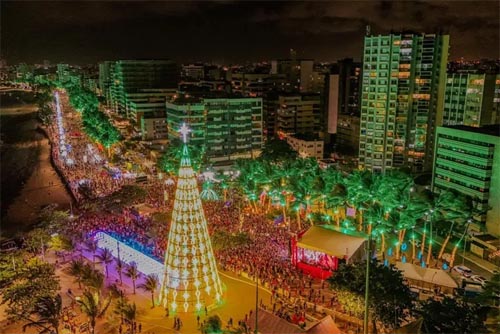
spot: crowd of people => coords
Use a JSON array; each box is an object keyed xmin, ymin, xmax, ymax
[
  {"xmin": 49, "ymin": 90, "xmax": 354, "ymax": 331},
  {"xmin": 47, "ymin": 91, "xmax": 131, "ymax": 202}
]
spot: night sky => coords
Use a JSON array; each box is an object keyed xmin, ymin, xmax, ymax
[{"xmin": 2, "ymin": 1, "xmax": 499, "ymax": 65}]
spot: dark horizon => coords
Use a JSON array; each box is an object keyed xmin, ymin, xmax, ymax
[{"xmin": 2, "ymin": 1, "xmax": 499, "ymax": 65}]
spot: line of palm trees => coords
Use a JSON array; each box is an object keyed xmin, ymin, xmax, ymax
[
  {"xmin": 233, "ymin": 157, "xmax": 477, "ymax": 267},
  {"xmin": 66, "ymin": 240, "xmax": 160, "ymax": 333}
]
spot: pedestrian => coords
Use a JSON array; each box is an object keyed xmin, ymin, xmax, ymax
[
  {"xmin": 165, "ymin": 308, "xmax": 169, "ymax": 318},
  {"xmin": 197, "ymin": 315, "xmax": 200, "ymax": 327},
  {"xmin": 138, "ymin": 323, "xmax": 142, "ymax": 333}
]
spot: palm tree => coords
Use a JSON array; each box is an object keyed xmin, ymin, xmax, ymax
[
  {"xmin": 122, "ymin": 302, "xmax": 138, "ymax": 334},
  {"xmin": 115, "ymin": 258, "xmax": 125, "ymax": 285},
  {"xmin": 125, "ymin": 262, "xmax": 140, "ymax": 294},
  {"xmin": 138, "ymin": 273, "xmax": 159, "ymax": 308},
  {"xmin": 83, "ymin": 267, "xmax": 105, "ymax": 292},
  {"xmin": 77, "ymin": 290, "xmax": 112, "ymax": 334},
  {"xmin": 68, "ymin": 258, "xmax": 86, "ymax": 288},
  {"xmin": 23, "ymin": 294, "xmax": 62, "ymax": 334},
  {"xmin": 420, "ymin": 190, "xmax": 467, "ymax": 266},
  {"xmin": 96, "ymin": 248, "xmax": 114, "ymax": 277},
  {"xmin": 84, "ymin": 239, "xmax": 98, "ymax": 268}
]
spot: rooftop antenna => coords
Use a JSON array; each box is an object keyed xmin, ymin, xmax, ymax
[{"xmin": 366, "ymin": 25, "xmax": 371, "ymax": 37}]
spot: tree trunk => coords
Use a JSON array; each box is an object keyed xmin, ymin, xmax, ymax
[
  {"xmin": 381, "ymin": 233, "xmax": 385, "ymax": 254},
  {"xmin": 438, "ymin": 235, "xmax": 450, "ymax": 260},
  {"xmin": 396, "ymin": 230, "xmax": 402, "ymax": 260},
  {"xmin": 133, "ymin": 280, "xmax": 136, "ymax": 294},
  {"xmin": 426, "ymin": 241, "xmax": 432, "ymax": 267},
  {"xmin": 296, "ymin": 210, "xmax": 301, "ymax": 231},
  {"xmin": 151, "ymin": 292, "xmax": 155, "ymax": 308},
  {"xmin": 449, "ymin": 245, "xmax": 459, "ymax": 268},
  {"xmin": 420, "ymin": 232, "xmax": 426, "ymax": 260}
]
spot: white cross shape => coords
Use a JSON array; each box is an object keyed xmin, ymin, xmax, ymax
[{"xmin": 179, "ymin": 123, "xmax": 191, "ymax": 143}]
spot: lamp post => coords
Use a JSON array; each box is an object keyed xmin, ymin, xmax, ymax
[{"xmin": 363, "ymin": 232, "xmax": 372, "ymax": 334}]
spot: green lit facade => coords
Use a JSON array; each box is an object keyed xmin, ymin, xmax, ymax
[
  {"xmin": 443, "ymin": 73, "xmax": 500, "ymax": 127},
  {"xmin": 107, "ymin": 60, "xmax": 179, "ymax": 115},
  {"xmin": 432, "ymin": 125, "xmax": 500, "ymax": 236},
  {"xmin": 166, "ymin": 96, "xmax": 263, "ymax": 164},
  {"xmin": 359, "ymin": 33, "xmax": 449, "ymax": 173}
]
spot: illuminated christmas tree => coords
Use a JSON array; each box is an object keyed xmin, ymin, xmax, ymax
[{"xmin": 160, "ymin": 123, "xmax": 224, "ymax": 313}]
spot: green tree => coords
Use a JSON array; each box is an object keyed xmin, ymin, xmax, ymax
[
  {"xmin": 158, "ymin": 138, "xmax": 205, "ymax": 175},
  {"xmin": 22, "ymin": 294, "xmax": 62, "ymax": 334},
  {"xmin": 419, "ymin": 297, "xmax": 488, "ymax": 334},
  {"xmin": 125, "ymin": 262, "xmax": 141, "ymax": 294},
  {"xmin": 202, "ymin": 315, "xmax": 222, "ymax": 334},
  {"xmin": 138, "ymin": 274, "xmax": 159, "ymax": 308},
  {"xmin": 24, "ymin": 228, "xmax": 51, "ymax": 256},
  {"xmin": 328, "ymin": 260, "xmax": 415, "ymax": 333},
  {"xmin": 68, "ymin": 258, "xmax": 86, "ymax": 288},
  {"xmin": 77, "ymin": 290, "xmax": 112, "ymax": 334},
  {"xmin": 0, "ymin": 257, "xmax": 60, "ymax": 321}
]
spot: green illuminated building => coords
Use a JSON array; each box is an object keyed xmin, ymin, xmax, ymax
[
  {"xmin": 166, "ymin": 95, "xmax": 263, "ymax": 164},
  {"xmin": 359, "ymin": 32, "xmax": 449, "ymax": 173},
  {"xmin": 443, "ymin": 73, "xmax": 500, "ymax": 127},
  {"xmin": 432, "ymin": 125, "xmax": 500, "ymax": 236},
  {"xmin": 107, "ymin": 60, "xmax": 179, "ymax": 115}
]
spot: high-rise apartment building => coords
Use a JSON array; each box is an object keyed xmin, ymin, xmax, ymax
[
  {"xmin": 276, "ymin": 93, "xmax": 322, "ymax": 138},
  {"xmin": 359, "ymin": 32, "xmax": 449, "ymax": 173},
  {"xmin": 108, "ymin": 60, "xmax": 179, "ymax": 115},
  {"xmin": 432, "ymin": 125, "xmax": 500, "ymax": 236},
  {"xmin": 325, "ymin": 58, "xmax": 362, "ymax": 150},
  {"xmin": 443, "ymin": 73, "xmax": 500, "ymax": 127},
  {"xmin": 166, "ymin": 94, "xmax": 263, "ymax": 164}
]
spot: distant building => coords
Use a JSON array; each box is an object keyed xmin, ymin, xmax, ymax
[
  {"xmin": 98, "ymin": 61, "xmax": 114, "ymax": 104},
  {"xmin": 125, "ymin": 89, "xmax": 176, "ymax": 124},
  {"xmin": 443, "ymin": 73, "xmax": 500, "ymax": 127},
  {"xmin": 336, "ymin": 114, "xmax": 361, "ymax": 155},
  {"xmin": 182, "ymin": 64, "xmax": 205, "ymax": 80},
  {"xmin": 432, "ymin": 125, "xmax": 500, "ymax": 236},
  {"xmin": 359, "ymin": 32, "xmax": 450, "ymax": 173},
  {"xmin": 57, "ymin": 64, "xmax": 81, "ymax": 87},
  {"xmin": 166, "ymin": 94, "xmax": 263, "ymax": 165},
  {"xmin": 229, "ymin": 72, "xmax": 287, "ymax": 97},
  {"xmin": 325, "ymin": 58, "xmax": 362, "ymax": 148},
  {"xmin": 286, "ymin": 134, "xmax": 324, "ymax": 159},
  {"xmin": 262, "ymin": 90, "xmax": 280, "ymax": 139},
  {"xmin": 108, "ymin": 60, "xmax": 180, "ymax": 115},
  {"xmin": 271, "ymin": 51, "xmax": 314, "ymax": 92},
  {"xmin": 141, "ymin": 116, "xmax": 168, "ymax": 141},
  {"xmin": 276, "ymin": 93, "xmax": 322, "ymax": 138}
]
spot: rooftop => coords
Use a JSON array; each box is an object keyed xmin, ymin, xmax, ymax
[{"xmin": 444, "ymin": 124, "xmax": 500, "ymax": 137}]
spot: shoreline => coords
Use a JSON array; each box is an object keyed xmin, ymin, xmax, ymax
[{"xmin": 1, "ymin": 101, "xmax": 72, "ymax": 238}]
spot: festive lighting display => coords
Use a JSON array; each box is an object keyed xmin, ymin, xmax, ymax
[
  {"xmin": 54, "ymin": 91, "xmax": 73, "ymax": 166},
  {"xmin": 200, "ymin": 180, "xmax": 219, "ymax": 201},
  {"xmin": 159, "ymin": 123, "xmax": 224, "ymax": 313},
  {"xmin": 94, "ymin": 231, "xmax": 164, "ymax": 281}
]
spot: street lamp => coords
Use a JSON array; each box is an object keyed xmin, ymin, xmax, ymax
[{"xmin": 363, "ymin": 231, "xmax": 372, "ymax": 334}]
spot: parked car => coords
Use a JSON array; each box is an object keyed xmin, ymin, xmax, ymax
[
  {"xmin": 453, "ymin": 265, "xmax": 473, "ymax": 278},
  {"xmin": 470, "ymin": 275, "xmax": 488, "ymax": 287}
]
